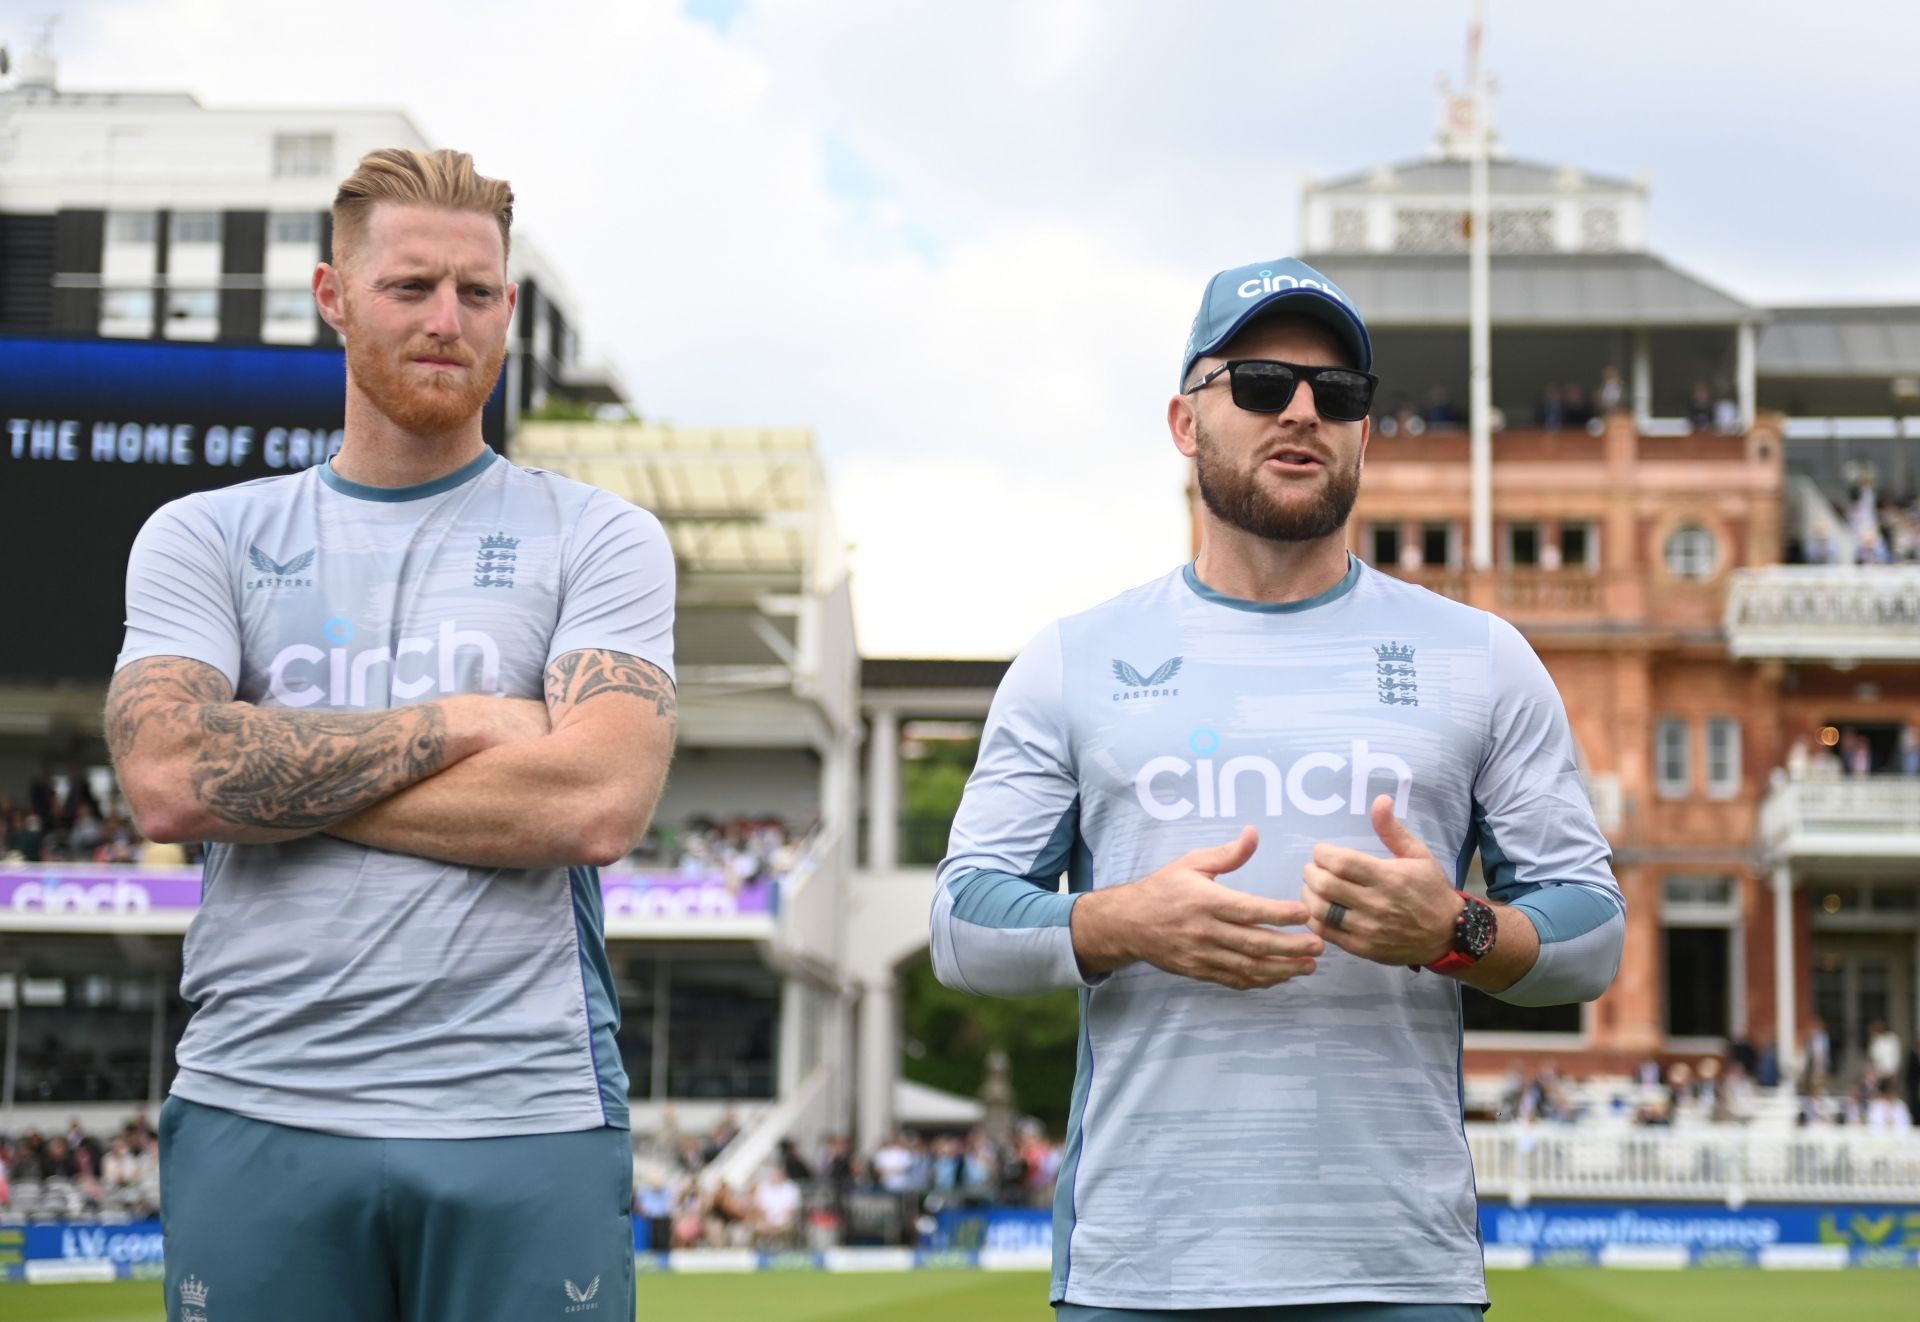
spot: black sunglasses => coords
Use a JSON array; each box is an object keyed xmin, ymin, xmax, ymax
[{"xmin": 1184, "ymin": 359, "xmax": 1379, "ymax": 422}]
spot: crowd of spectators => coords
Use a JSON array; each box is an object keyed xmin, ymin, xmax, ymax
[
  {"xmin": 1499, "ymin": 1020, "xmax": 1920, "ymax": 1136},
  {"xmin": 1782, "ymin": 724, "xmax": 1920, "ymax": 779},
  {"xmin": 625, "ymin": 816, "xmax": 816, "ymax": 894},
  {"xmin": 0, "ymin": 1112, "xmax": 161, "ymax": 1220},
  {"xmin": 2, "ymin": 770, "xmax": 190, "ymax": 866},
  {"xmin": 3, "ymin": 776, "xmax": 814, "ymax": 884},
  {"xmin": 630, "ymin": 1111, "xmax": 1062, "ymax": 1253},
  {"xmin": 1370, "ymin": 368, "xmax": 1756, "ymax": 439}
]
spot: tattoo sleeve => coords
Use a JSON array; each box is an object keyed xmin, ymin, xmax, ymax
[
  {"xmin": 544, "ymin": 649, "xmax": 678, "ymax": 720},
  {"xmin": 107, "ymin": 656, "xmax": 457, "ymax": 834}
]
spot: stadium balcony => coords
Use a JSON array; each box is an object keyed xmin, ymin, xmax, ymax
[
  {"xmin": 1726, "ymin": 565, "xmax": 1920, "ymax": 661},
  {"xmin": 1467, "ymin": 1123, "xmax": 1920, "ymax": 1204},
  {"xmin": 513, "ymin": 422, "xmax": 859, "ymax": 970}
]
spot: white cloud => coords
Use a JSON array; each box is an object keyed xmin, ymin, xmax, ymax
[{"xmin": 20, "ymin": 0, "xmax": 1920, "ymax": 656}]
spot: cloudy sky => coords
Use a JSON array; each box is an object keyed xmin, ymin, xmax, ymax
[{"xmin": 15, "ymin": 0, "xmax": 1920, "ymax": 655}]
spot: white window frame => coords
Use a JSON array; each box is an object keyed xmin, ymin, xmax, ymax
[
  {"xmin": 1662, "ymin": 874, "xmax": 1746, "ymax": 1043},
  {"xmin": 99, "ymin": 287, "xmax": 155, "ymax": 338},
  {"xmin": 1656, "ymin": 717, "xmax": 1692, "ymax": 798},
  {"xmin": 272, "ymin": 131, "xmax": 335, "ymax": 179},
  {"xmin": 169, "ymin": 211, "xmax": 223, "ymax": 246},
  {"xmin": 1706, "ymin": 717, "xmax": 1742, "ymax": 799},
  {"xmin": 1665, "ymin": 524, "xmax": 1720, "ymax": 580},
  {"xmin": 107, "ymin": 210, "xmax": 158, "ymax": 244},
  {"xmin": 268, "ymin": 211, "xmax": 322, "ymax": 246}
]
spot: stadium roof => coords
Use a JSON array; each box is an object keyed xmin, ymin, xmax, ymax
[
  {"xmin": 1757, "ymin": 306, "xmax": 1920, "ymax": 378},
  {"xmin": 513, "ymin": 423, "xmax": 836, "ymax": 587},
  {"xmin": 1303, "ymin": 252, "xmax": 1756, "ymax": 327},
  {"xmin": 1312, "ymin": 155, "xmax": 1639, "ymax": 196}
]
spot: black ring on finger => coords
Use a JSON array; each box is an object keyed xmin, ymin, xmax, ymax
[{"xmin": 1325, "ymin": 902, "xmax": 1349, "ymax": 931}]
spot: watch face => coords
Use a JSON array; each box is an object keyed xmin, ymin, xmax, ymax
[{"xmin": 1457, "ymin": 897, "xmax": 1497, "ymax": 959}]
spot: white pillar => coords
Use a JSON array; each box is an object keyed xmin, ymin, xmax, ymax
[
  {"xmin": 856, "ymin": 977, "xmax": 897, "ymax": 1155},
  {"xmin": 1772, "ymin": 864, "xmax": 1797, "ymax": 1072},
  {"xmin": 865, "ymin": 707, "xmax": 901, "ymax": 870},
  {"xmin": 1736, "ymin": 321, "xmax": 1757, "ymax": 430},
  {"xmin": 777, "ymin": 975, "xmax": 805, "ymax": 1100},
  {"xmin": 1466, "ymin": 0, "xmax": 1493, "ymax": 573},
  {"xmin": 1631, "ymin": 328, "xmax": 1653, "ymax": 425}
]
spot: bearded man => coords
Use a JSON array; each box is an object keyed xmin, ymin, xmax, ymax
[
  {"xmin": 929, "ymin": 258, "xmax": 1623, "ymax": 1320},
  {"xmin": 108, "ymin": 148, "xmax": 675, "ymax": 1322}
]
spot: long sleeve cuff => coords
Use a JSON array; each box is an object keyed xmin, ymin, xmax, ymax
[
  {"xmin": 1493, "ymin": 884, "xmax": 1626, "ymax": 1006},
  {"xmin": 929, "ymin": 869, "xmax": 1106, "ymax": 998}
]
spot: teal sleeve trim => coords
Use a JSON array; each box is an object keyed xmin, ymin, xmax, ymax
[
  {"xmin": 1509, "ymin": 883, "xmax": 1625, "ymax": 944},
  {"xmin": 948, "ymin": 868, "xmax": 1077, "ymax": 930}
]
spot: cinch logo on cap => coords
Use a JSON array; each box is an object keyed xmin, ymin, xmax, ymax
[{"xmin": 1235, "ymin": 268, "xmax": 1351, "ymax": 305}]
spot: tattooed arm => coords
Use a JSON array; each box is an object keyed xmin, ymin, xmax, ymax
[
  {"xmin": 326, "ymin": 648, "xmax": 678, "ymax": 869},
  {"xmin": 106, "ymin": 656, "xmax": 541, "ymax": 845}
]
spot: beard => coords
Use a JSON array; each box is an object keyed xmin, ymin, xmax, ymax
[
  {"xmin": 1193, "ymin": 415, "xmax": 1361, "ymax": 543},
  {"xmin": 343, "ymin": 308, "xmax": 506, "ymax": 436}
]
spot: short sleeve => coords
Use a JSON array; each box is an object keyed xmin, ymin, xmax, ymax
[
  {"xmin": 547, "ymin": 492, "xmax": 676, "ymax": 683},
  {"xmin": 115, "ymin": 495, "xmax": 243, "ymax": 684}
]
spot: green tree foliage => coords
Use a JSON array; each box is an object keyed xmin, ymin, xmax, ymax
[
  {"xmin": 901, "ymin": 958, "xmax": 1081, "ymax": 1134},
  {"xmin": 896, "ymin": 727, "xmax": 1081, "ymax": 1133}
]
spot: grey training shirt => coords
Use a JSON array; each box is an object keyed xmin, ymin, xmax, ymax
[
  {"xmin": 931, "ymin": 556, "xmax": 1622, "ymax": 1310},
  {"xmin": 116, "ymin": 449, "xmax": 674, "ymax": 1138}
]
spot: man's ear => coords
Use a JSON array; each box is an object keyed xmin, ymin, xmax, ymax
[
  {"xmin": 313, "ymin": 262, "xmax": 347, "ymax": 336},
  {"xmin": 1168, "ymin": 394, "xmax": 1200, "ymax": 459}
]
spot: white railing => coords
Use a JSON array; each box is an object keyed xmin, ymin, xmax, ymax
[
  {"xmin": 1466, "ymin": 1123, "xmax": 1920, "ymax": 1202},
  {"xmin": 1725, "ymin": 566, "xmax": 1920, "ymax": 660},
  {"xmin": 1760, "ymin": 774, "xmax": 1920, "ymax": 857}
]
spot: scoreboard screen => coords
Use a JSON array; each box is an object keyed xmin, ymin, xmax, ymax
[{"xmin": 0, "ymin": 336, "xmax": 506, "ymax": 683}]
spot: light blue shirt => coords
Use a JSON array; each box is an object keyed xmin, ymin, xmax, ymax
[
  {"xmin": 117, "ymin": 450, "xmax": 675, "ymax": 1139},
  {"xmin": 931, "ymin": 557, "xmax": 1622, "ymax": 1310}
]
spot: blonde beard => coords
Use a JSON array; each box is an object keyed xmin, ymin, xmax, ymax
[{"xmin": 343, "ymin": 310, "xmax": 506, "ymax": 435}]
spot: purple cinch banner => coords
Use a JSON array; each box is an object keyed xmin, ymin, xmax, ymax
[{"xmin": 0, "ymin": 865, "xmax": 773, "ymax": 919}]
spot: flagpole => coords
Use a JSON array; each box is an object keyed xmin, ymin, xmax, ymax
[{"xmin": 1467, "ymin": 0, "xmax": 1493, "ymax": 572}]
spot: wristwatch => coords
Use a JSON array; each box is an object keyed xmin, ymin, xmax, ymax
[{"xmin": 1411, "ymin": 891, "xmax": 1496, "ymax": 976}]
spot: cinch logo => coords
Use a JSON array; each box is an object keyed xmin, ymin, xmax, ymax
[
  {"xmin": 1133, "ymin": 734, "xmax": 1411, "ymax": 821},
  {"xmin": 1236, "ymin": 269, "xmax": 1350, "ymax": 304},
  {"xmin": 266, "ymin": 617, "xmax": 502, "ymax": 708}
]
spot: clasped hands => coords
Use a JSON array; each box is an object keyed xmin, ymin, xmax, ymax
[{"xmin": 1070, "ymin": 794, "xmax": 1461, "ymax": 990}]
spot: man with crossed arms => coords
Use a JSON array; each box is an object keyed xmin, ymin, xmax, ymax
[{"xmin": 110, "ymin": 148, "xmax": 673, "ymax": 1322}]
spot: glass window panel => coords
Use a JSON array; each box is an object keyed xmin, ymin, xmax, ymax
[
  {"xmin": 1656, "ymin": 718, "xmax": 1691, "ymax": 796},
  {"xmin": 264, "ymin": 289, "xmax": 314, "ymax": 323},
  {"xmin": 1464, "ymin": 994, "xmax": 1580, "ymax": 1034},
  {"xmin": 1508, "ymin": 523, "xmax": 1540, "ymax": 567},
  {"xmin": 1421, "ymin": 523, "xmax": 1452, "ymax": 569},
  {"xmin": 166, "ymin": 290, "xmax": 218, "ymax": 322},
  {"xmin": 1664, "ymin": 875, "xmax": 1734, "ymax": 907},
  {"xmin": 1665, "ymin": 525, "xmax": 1720, "ymax": 580},
  {"xmin": 1370, "ymin": 524, "xmax": 1401, "ymax": 568},
  {"xmin": 1707, "ymin": 718, "xmax": 1742, "ymax": 797},
  {"xmin": 269, "ymin": 212, "xmax": 321, "ymax": 245},
  {"xmin": 1665, "ymin": 927, "xmax": 1731, "ymax": 1037},
  {"xmin": 108, "ymin": 211, "xmax": 158, "ymax": 243},
  {"xmin": 169, "ymin": 211, "xmax": 222, "ymax": 246},
  {"xmin": 101, "ymin": 288, "xmax": 154, "ymax": 323},
  {"xmin": 272, "ymin": 132, "xmax": 335, "ymax": 178},
  {"xmin": 1560, "ymin": 523, "xmax": 1591, "ymax": 568}
]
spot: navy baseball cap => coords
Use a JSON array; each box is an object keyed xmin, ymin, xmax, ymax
[{"xmin": 1179, "ymin": 257, "xmax": 1372, "ymax": 389}]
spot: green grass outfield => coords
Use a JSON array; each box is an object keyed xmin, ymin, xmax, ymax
[{"xmin": 4, "ymin": 1270, "xmax": 1919, "ymax": 1322}]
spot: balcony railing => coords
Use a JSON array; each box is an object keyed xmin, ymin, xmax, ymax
[
  {"xmin": 1391, "ymin": 568, "xmax": 1605, "ymax": 616},
  {"xmin": 1760, "ymin": 773, "xmax": 1920, "ymax": 861},
  {"xmin": 1725, "ymin": 566, "xmax": 1920, "ymax": 660},
  {"xmin": 1466, "ymin": 1123, "xmax": 1920, "ymax": 1202}
]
